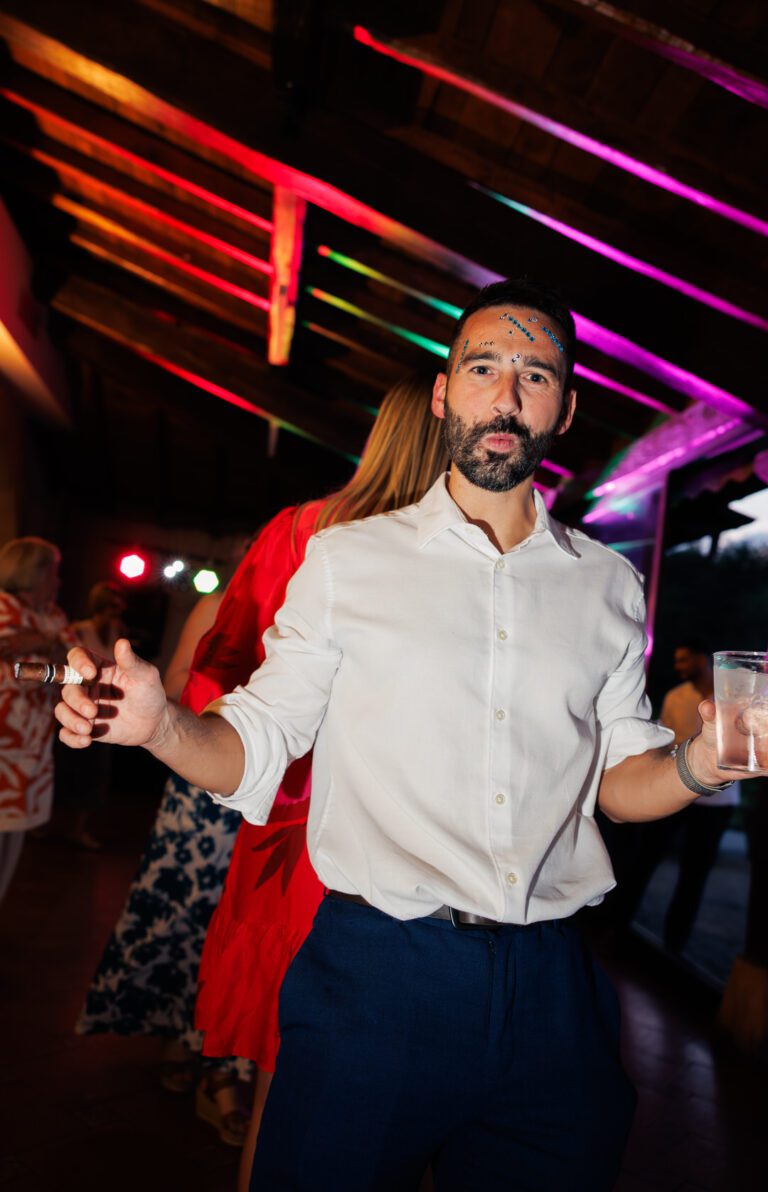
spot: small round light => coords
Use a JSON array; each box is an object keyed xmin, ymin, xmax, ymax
[
  {"xmin": 171, "ymin": 559, "xmax": 185, "ymax": 574},
  {"xmin": 119, "ymin": 553, "xmax": 147, "ymax": 580},
  {"xmin": 193, "ymin": 568, "xmax": 219, "ymax": 594}
]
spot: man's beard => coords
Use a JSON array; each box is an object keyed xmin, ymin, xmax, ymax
[{"xmin": 443, "ymin": 397, "xmax": 561, "ymax": 493}]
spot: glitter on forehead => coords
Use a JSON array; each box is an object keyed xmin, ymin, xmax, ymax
[
  {"xmin": 498, "ymin": 313, "xmax": 535, "ymax": 342},
  {"xmin": 542, "ymin": 325, "xmax": 565, "ymax": 353},
  {"xmin": 455, "ymin": 337, "xmax": 469, "ymax": 373},
  {"xmin": 527, "ymin": 316, "xmax": 539, "ymax": 323},
  {"xmin": 510, "ymin": 353, "xmax": 521, "ymax": 363}
]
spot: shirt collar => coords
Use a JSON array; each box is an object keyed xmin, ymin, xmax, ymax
[{"xmin": 415, "ymin": 473, "xmax": 580, "ymax": 559}]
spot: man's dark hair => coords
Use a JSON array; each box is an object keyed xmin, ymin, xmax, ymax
[
  {"xmin": 676, "ymin": 638, "xmax": 710, "ymax": 658},
  {"xmin": 447, "ymin": 279, "xmax": 577, "ymax": 392}
]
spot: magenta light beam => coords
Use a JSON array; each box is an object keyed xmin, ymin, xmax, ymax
[
  {"xmin": 574, "ymin": 314, "xmax": 768, "ymax": 427},
  {"xmin": 354, "ymin": 26, "xmax": 768, "ymax": 238},
  {"xmin": 474, "ymin": 184, "xmax": 768, "ymax": 332}
]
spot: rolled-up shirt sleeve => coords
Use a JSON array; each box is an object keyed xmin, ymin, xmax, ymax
[
  {"xmin": 598, "ymin": 589, "xmax": 673, "ymax": 771},
  {"xmin": 204, "ymin": 537, "xmax": 341, "ymax": 824}
]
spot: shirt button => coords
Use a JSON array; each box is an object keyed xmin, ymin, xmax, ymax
[
  {"xmin": 495, "ymin": 709, "xmax": 506, "ymax": 721},
  {"xmin": 495, "ymin": 558, "xmax": 505, "ymax": 571},
  {"xmin": 497, "ymin": 628, "xmax": 508, "ymax": 641},
  {"xmin": 495, "ymin": 793, "xmax": 506, "ymax": 805},
  {"xmin": 506, "ymin": 871, "xmax": 518, "ymax": 886}
]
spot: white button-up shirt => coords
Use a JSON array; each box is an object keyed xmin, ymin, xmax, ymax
[{"xmin": 208, "ymin": 475, "xmax": 672, "ymax": 923}]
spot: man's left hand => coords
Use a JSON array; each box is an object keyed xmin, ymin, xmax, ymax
[{"xmin": 687, "ymin": 700, "xmax": 746, "ymax": 786}]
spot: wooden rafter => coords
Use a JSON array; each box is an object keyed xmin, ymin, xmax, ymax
[
  {"xmin": 51, "ymin": 275, "xmax": 372, "ymax": 459},
  {"xmin": 268, "ymin": 186, "xmax": 306, "ymax": 366},
  {"xmin": 539, "ymin": 0, "xmax": 768, "ymax": 107}
]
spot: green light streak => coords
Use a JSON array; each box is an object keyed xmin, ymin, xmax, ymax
[
  {"xmin": 306, "ymin": 287, "xmax": 449, "ymax": 359},
  {"xmin": 317, "ymin": 246, "xmax": 462, "ymax": 320}
]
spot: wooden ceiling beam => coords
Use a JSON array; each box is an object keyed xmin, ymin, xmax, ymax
[
  {"xmin": 51, "ymin": 274, "xmax": 373, "ymax": 459},
  {"xmin": 0, "ymin": 2, "xmax": 764, "ymax": 415},
  {"xmin": 0, "ymin": 108, "xmax": 272, "ymax": 260},
  {"xmin": 136, "ymin": 0, "xmax": 272, "ymax": 69},
  {"xmin": 67, "ymin": 222, "xmax": 268, "ymax": 337},
  {"xmin": 0, "ymin": 69, "xmax": 274, "ymax": 236},
  {"xmin": 537, "ymin": 0, "xmax": 768, "ymax": 107},
  {"xmin": 351, "ymin": 25, "xmax": 767, "ymax": 223},
  {"xmin": 545, "ymin": 0, "xmax": 767, "ymax": 78},
  {"xmin": 268, "ymin": 186, "xmax": 306, "ymax": 366},
  {"xmin": 0, "ymin": 152, "xmax": 271, "ymax": 331},
  {"xmin": 0, "ymin": 136, "xmax": 273, "ymax": 296}
]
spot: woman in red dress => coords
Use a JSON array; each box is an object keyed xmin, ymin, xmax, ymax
[{"xmin": 188, "ymin": 372, "xmax": 448, "ymax": 1188}]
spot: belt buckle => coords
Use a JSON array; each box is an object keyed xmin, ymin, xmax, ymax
[{"xmin": 448, "ymin": 906, "xmax": 476, "ymax": 931}]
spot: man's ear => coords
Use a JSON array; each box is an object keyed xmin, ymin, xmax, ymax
[
  {"xmin": 432, "ymin": 373, "xmax": 447, "ymax": 420},
  {"xmin": 557, "ymin": 387, "xmax": 577, "ymax": 435}
]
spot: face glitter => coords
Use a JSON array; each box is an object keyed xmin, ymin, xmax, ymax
[
  {"xmin": 527, "ymin": 316, "xmax": 538, "ymax": 323},
  {"xmin": 456, "ymin": 338, "xmax": 469, "ymax": 373},
  {"xmin": 498, "ymin": 314, "xmax": 534, "ymax": 343},
  {"xmin": 510, "ymin": 353, "xmax": 521, "ymax": 362},
  {"xmin": 542, "ymin": 326, "xmax": 564, "ymax": 353}
]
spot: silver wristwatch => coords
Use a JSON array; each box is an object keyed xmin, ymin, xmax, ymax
[{"xmin": 671, "ymin": 736, "xmax": 735, "ymax": 798}]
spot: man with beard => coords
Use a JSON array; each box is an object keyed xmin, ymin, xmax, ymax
[{"xmin": 56, "ymin": 279, "xmax": 749, "ymax": 1191}]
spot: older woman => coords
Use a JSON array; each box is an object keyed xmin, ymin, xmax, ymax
[{"xmin": 0, "ymin": 536, "xmax": 75, "ymax": 902}]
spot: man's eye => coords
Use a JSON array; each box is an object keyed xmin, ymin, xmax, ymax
[
  {"xmin": 527, "ymin": 373, "xmax": 547, "ymax": 384},
  {"xmin": 471, "ymin": 365, "xmax": 491, "ymax": 375}
]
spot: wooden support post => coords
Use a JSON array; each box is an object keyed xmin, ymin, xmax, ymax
[{"xmin": 268, "ymin": 185, "xmax": 306, "ymax": 366}]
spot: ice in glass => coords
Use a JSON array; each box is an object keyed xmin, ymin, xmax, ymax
[{"xmin": 714, "ymin": 651, "xmax": 768, "ymax": 773}]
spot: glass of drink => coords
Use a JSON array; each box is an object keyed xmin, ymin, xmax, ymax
[{"xmin": 714, "ymin": 651, "xmax": 768, "ymax": 773}]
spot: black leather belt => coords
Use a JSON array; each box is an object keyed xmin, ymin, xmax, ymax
[{"xmin": 327, "ymin": 889, "xmax": 504, "ymax": 931}]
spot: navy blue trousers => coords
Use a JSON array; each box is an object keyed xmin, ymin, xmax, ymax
[{"xmin": 250, "ymin": 897, "xmax": 636, "ymax": 1191}]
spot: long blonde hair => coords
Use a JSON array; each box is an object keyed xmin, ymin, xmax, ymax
[
  {"xmin": 0, "ymin": 536, "xmax": 60, "ymax": 594},
  {"xmin": 311, "ymin": 372, "xmax": 448, "ymax": 532}
]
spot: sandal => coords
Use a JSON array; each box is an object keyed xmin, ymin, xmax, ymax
[
  {"xmin": 159, "ymin": 1039, "xmax": 196, "ymax": 1095},
  {"xmin": 196, "ymin": 1070, "xmax": 249, "ymax": 1147}
]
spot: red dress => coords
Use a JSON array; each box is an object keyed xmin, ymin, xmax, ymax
[{"xmin": 190, "ymin": 501, "xmax": 325, "ymax": 1071}]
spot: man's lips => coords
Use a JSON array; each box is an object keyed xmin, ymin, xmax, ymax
[{"xmin": 482, "ymin": 433, "xmax": 519, "ymax": 451}]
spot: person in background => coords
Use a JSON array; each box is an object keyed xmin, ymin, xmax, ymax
[
  {"xmin": 163, "ymin": 590, "xmax": 227, "ymax": 703},
  {"xmin": 74, "ymin": 580, "xmax": 249, "ymax": 1146},
  {"xmin": 72, "ymin": 581, "xmax": 127, "ymax": 661},
  {"xmin": 0, "ymin": 537, "xmax": 76, "ymax": 901},
  {"xmin": 73, "ymin": 372, "xmax": 446, "ymax": 1156},
  {"xmin": 57, "ymin": 582, "xmax": 129, "ymax": 850},
  {"xmin": 609, "ymin": 639, "xmax": 739, "ymax": 953},
  {"xmin": 190, "ymin": 372, "xmax": 448, "ymax": 1189}
]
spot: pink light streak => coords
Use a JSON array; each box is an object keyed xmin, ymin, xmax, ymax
[
  {"xmin": 574, "ymin": 364, "xmax": 673, "ymax": 416},
  {"xmin": 574, "ymin": 314, "xmax": 767, "ymax": 427},
  {"xmin": 1, "ymin": 90, "xmax": 275, "ymax": 234},
  {"xmin": 19, "ymin": 140, "xmax": 273, "ymax": 274},
  {"xmin": 354, "ymin": 26, "xmax": 768, "ymax": 238},
  {"xmin": 473, "ymin": 184, "xmax": 768, "ymax": 332},
  {"xmin": 583, "ymin": 416, "xmax": 763, "ymax": 523},
  {"xmin": 67, "ymin": 209, "xmax": 270, "ymax": 311},
  {"xmin": 7, "ymin": 59, "xmax": 762, "ymax": 429}
]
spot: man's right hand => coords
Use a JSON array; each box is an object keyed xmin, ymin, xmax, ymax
[{"xmin": 56, "ymin": 638, "xmax": 170, "ymax": 750}]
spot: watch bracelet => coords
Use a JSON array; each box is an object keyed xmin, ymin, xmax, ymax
[{"xmin": 673, "ymin": 736, "xmax": 735, "ymax": 798}]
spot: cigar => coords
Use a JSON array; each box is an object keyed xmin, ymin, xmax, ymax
[{"xmin": 14, "ymin": 661, "xmax": 94, "ymax": 686}]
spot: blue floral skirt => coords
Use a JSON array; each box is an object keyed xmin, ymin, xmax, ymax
[{"xmin": 76, "ymin": 773, "xmax": 241, "ymax": 1059}]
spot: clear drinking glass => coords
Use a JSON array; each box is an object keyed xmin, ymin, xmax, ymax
[{"xmin": 713, "ymin": 651, "xmax": 768, "ymax": 773}]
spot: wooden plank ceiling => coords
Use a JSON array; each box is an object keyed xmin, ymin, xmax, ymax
[{"xmin": 0, "ymin": 0, "xmax": 765, "ymax": 529}]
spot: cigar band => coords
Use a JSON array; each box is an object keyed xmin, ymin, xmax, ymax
[{"xmin": 62, "ymin": 665, "xmax": 87, "ymax": 685}]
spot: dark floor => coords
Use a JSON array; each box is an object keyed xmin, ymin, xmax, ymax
[
  {"xmin": 0, "ymin": 789, "xmax": 765, "ymax": 1192},
  {"xmin": 634, "ymin": 829, "xmax": 748, "ymax": 989}
]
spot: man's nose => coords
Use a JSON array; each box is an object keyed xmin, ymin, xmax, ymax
[{"xmin": 491, "ymin": 376, "xmax": 522, "ymax": 415}]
